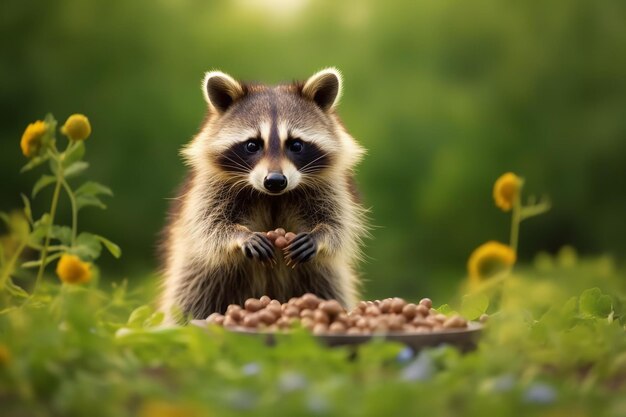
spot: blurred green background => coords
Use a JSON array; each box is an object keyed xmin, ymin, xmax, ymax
[{"xmin": 2, "ymin": 0, "xmax": 625, "ymax": 301}]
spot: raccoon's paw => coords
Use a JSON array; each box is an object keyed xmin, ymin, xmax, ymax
[
  {"xmin": 283, "ymin": 232, "xmax": 317, "ymax": 267},
  {"xmin": 241, "ymin": 232, "xmax": 276, "ymax": 265}
]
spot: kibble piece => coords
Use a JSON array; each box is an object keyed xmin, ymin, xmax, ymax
[
  {"xmin": 319, "ymin": 300, "xmax": 343, "ymax": 316},
  {"xmin": 416, "ymin": 304, "xmax": 430, "ymax": 317},
  {"xmin": 356, "ymin": 301, "xmax": 368, "ymax": 311},
  {"xmin": 391, "ymin": 298, "xmax": 406, "ymax": 314},
  {"xmin": 379, "ymin": 299, "xmax": 392, "ymax": 313},
  {"xmin": 312, "ymin": 323, "xmax": 328, "ymax": 335},
  {"xmin": 300, "ymin": 309, "xmax": 315, "ymax": 319},
  {"xmin": 284, "ymin": 305, "xmax": 300, "ymax": 318},
  {"xmin": 267, "ymin": 231, "xmax": 278, "ymax": 240},
  {"xmin": 365, "ymin": 305, "xmax": 381, "ymax": 316},
  {"xmin": 328, "ymin": 322, "xmax": 346, "ymax": 334},
  {"xmin": 313, "ymin": 310, "xmax": 330, "ymax": 325},
  {"xmin": 206, "ymin": 313, "xmax": 225, "ymax": 325},
  {"xmin": 479, "ymin": 313, "xmax": 489, "ymax": 323},
  {"xmin": 412, "ymin": 318, "xmax": 433, "ymax": 328},
  {"xmin": 355, "ymin": 317, "xmax": 368, "ymax": 329},
  {"xmin": 243, "ymin": 313, "xmax": 260, "ymax": 327},
  {"xmin": 285, "ymin": 232, "xmax": 296, "ymax": 242},
  {"xmin": 258, "ymin": 309, "xmax": 278, "ymax": 325},
  {"xmin": 346, "ymin": 327, "xmax": 362, "ymax": 335},
  {"xmin": 402, "ymin": 324, "xmax": 416, "ymax": 332},
  {"xmin": 419, "ymin": 298, "xmax": 433, "ymax": 309},
  {"xmin": 244, "ymin": 298, "xmax": 263, "ymax": 312},
  {"xmin": 301, "ymin": 317, "xmax": 315, "ymax": 330},
  {"xmin": 259, "ymin": 295, "xmax": 271, "ymax": 307},
  {"xmin": 266, "ymin": 303, "xmax": 282, "ymax": 317},
  {"xmin": 402, "ymin": 303, "xmax": 418, "ymax": 319},
  {"xmin": 276, "ymin": 317, "xmax": 291, "ymax": 329},
  {"xmin": 223, "ymin": 315, "xmax": 238, "ymax": 328},
  {"xmin": 274, "ymin": 236, "xmax": 288, "ymax": 249},
  {"xmin": 275, "ymin": 228, "xmax": 286, "ymax": 236},
  {"xmin": 443, "ymin": 315, "xmax": 467, "ymax": 329},
  {"xmin": 300, "ymin": 293, "xmax": 321, "ymax": 309},
  {"xmin": 434, "ymin": 314, "xmax": 448, "ymax": 323}
]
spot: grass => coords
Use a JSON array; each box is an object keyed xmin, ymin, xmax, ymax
[{"xmin": 1, "ymin": 252, "xmax": 625, "ymax": 417}]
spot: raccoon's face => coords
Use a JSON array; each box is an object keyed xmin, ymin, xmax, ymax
[{"xmin": 185, "ymin": 68, "xmax": 362, "ymax": 195}]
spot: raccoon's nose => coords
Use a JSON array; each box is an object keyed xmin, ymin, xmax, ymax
[{"xmin": 264, "ymin": 172, "xmax": 288, "ymax": 193}]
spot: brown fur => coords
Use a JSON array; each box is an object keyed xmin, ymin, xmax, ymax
[{"xmin": 158, "ymin": 68, "xmax": 368, "ymax": 323}]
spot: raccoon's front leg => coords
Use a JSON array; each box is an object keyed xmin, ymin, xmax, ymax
[
  {"xmin": 237, "ymin": 228, "xmax": 276, "ymax": 265},
  {"xmin": 283, "ymin": 232, "xmax": 317, "ymax": 267},
  {"xmin": 283, "ymin": 224, "xmax": 337, "ymax": 267}
]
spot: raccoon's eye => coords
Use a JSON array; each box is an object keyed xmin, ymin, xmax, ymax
[
  {"xmin": 245, "ymin": 139, "xmax": 262, "ymax": 154},
  {"xmin": 288, "ymin": 139, "xmax": 304, "ymax": 154}
]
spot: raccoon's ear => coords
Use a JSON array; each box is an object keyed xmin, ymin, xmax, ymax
[
  {"xmin": 301, "ymin": 67, "xmax": 342, "ymax": 112},
  {"xmin": 202, "ymin": 71, "xmax": 245, "ymax": 114}
]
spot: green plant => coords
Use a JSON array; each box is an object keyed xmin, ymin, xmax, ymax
[{"xmin": 0, "ymin": 113, "xmax": 120, "ymax": 303}]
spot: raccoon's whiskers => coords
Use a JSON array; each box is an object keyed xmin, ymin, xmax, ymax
[
  {"xmin": 221, "ymin": 155, "xmax": 250, "ymax": 172},
  {"xmin": 298, "ymin": 152, "xmax": 329, "ymax": 172},
  {"xmin": 231, "ymin": 152, "xmax": 252, "ymax": 170}
]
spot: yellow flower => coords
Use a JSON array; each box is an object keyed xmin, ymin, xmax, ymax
[
  {"xmin": 56, "ymin": 254, "xmax": 92, "ymax": 284},
  {"xmin": 20, "ymin": 120, "xmax": 48, "ymax": 157},
  {"xmin": 467, "ymin": 241, "xmax": 516, "ymax": 283},
  {"xmin": 493, "ymin": 172, "xmax": 522, "ymax": 212},
  {"xmin": 61, "ymin": 114, "xmax": 91, "ymax": 141},
  {"xmin": 0, "ymin": 344, "xmax": 11, "ymax": 367}
]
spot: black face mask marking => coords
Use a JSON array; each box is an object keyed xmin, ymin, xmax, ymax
[
  {"xmin": 215, "ymin": 139, "xmax": 263, "ymax": 173},
  {"xmin": 286, "ymin": 139, "xmax": 331, "ymax": 174}
]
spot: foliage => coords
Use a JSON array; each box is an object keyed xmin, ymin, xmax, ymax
[
  {"xmin": 0, "ymin": 114, "xmax": 120, "ymax": 301},
  {"xmin": 0, "ymin": 256, "xmax": 625, "ymax": 417}
]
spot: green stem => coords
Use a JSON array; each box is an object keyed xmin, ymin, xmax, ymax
[
  {"xmin": 61, "ymin": 180, "xmax": 78, "ymax": 245},
  {"xmin": 510, "ymin": 191, "xmax": 521, "ymax": 254},
  {"xmin": 34, "ymin": 169, "xmax": 63, "ymax": 291},
  {"xmin": 0, "ymin": 241, "xmax": 27, "ymax": 291}
]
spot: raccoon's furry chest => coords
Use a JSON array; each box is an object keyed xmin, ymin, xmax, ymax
[{"xmin": 235, "ymin": 194, "xmax": 308, "ymax": 235}]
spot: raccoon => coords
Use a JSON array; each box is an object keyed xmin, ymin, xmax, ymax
[{"xmin": 159, "ymin": 68, "xmax": 368, "ymax": 323}]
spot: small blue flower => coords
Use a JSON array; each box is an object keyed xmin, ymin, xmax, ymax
[
  {"xmin": 226, "ymin": 389, "xmax": 256, "ymax": 410},
  {"xmin": 524, "ymin": 383, "xmax": 557, "ymax": 404},
  {"xmin": 307, "ymin": 393, "xmax": 330, "ymax": 414},
  {"xmin": 491, "ymin": 374, "xmax": 516, "ymax": 393},
  {"xmin": 279, "ymin": 372, "xmax": 308, "ymax": 392},
  {"xmin": 396, "ymin": 346, "xmax": 414, "ymax": 363},
  {"xmin": 401, "ymin": 351, "xmax": 435, "ymax": 382},
  {"xmin": 241, "ymin": 362, "xmax": 261, "ymax": 376}
]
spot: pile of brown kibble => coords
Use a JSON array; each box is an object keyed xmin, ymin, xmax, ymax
[{"xmin": 205, "ymin": 293, "xmax": 469, "ymax": 335}]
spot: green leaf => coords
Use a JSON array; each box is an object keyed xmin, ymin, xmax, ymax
[
  {"xmin": 70, "ymin": 232, "xmax": 102, "ymax": 260},
  {"xmin": 49, "ymin": 156, "xmax": 60, "ymax": 175},
  {"xmin": 0, "ymin": 212, "xmax": 10, "ymax": 228},
  {"xmin": 62, "ymin": 141, "xmax": 85, "ymax": 168},
  {"xmin": 75, "ymin": 181, "xmax": 113, "ymax": 198},
  {"xmin": 20, "ymin": 194, "xmax": 33, "ymax": 224},
  {"xmin": 5, "ymin": 278, "xmax": 29, "ymax": 298},
  {"xmin": 95, "ymin": 235, "xmax": 122, "ymax": 258},
  {"xmin": 127, "ymin": 305, "xmax": 153, "ymax": 328},
  {"xmin": 145, "ymin": 311, "xmax": 165, "ymax": 327},
  {"xmin": 51, "ymin": 225, "xmax": 72, "ymax": 246},
  {"xmin": 21, "ymin": 155, "xmax": 49, "ymax": 173},
  {"xmin": 434, "ymin": 304, "xmax": 455, "ymax": 315},
  {"xmin": 579, "ymin": 287, "xmax": 612, "ymax": 318},
  {"xmin": 32, "ymin": 175, "xmax": 57, "ymax": 198},
  {"xmin": 20, "ymin": 252, "xmax": 61, "ymax": 269},
  {"xmin": 28, "ymin": 213, "xmax": 51, "ymax": 245},
  {"xmin": 63, "ymin": 161, "xmax": 89, "ymax": 179},
  {"xmin": 76, "ymin": 194, "xmax": 107, "ymax": 210},
  {"xmin": 460, "ymin": 293, "xmax": 489, "ymax": 320}
]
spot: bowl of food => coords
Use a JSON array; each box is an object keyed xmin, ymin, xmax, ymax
[{"xmin": 190, "ymin": 293, "xmax": 484, "ymax": 352}]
